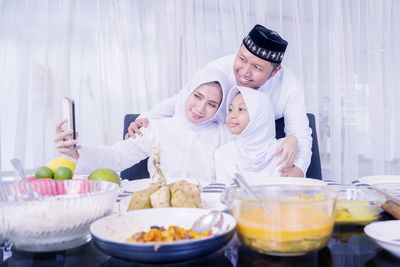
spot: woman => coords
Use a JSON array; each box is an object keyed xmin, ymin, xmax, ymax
[{"xmin": 55, "ymin": 67, "xmax": 231, "ymax": 183}]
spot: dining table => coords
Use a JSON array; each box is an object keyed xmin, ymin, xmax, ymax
[{"xmin": 1, "ymin": 211, "xmax": 399, "ymax": 267}]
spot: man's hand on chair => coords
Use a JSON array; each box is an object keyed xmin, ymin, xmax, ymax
[
  {"xmin": 125, "ymin": 118, "xmax": 149, "ymax": 139},
  {"xmin": 281, "ymin": 166, "xmax": 304, "ymax": 177}
]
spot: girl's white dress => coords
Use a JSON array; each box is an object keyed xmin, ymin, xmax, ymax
[{"xmin": 214, "ymin": 86, "xmax": 287, "ymax": 185}]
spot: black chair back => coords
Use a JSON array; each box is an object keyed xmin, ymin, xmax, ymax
[
  {"xmin": 121, "ymin": 113, "xmax": 322, "ymax": 180},
  {"xmin": 120, "ymin": 114, "xmax": 150, "ymax": 180},
  {"xmin": 275, "ymin": 114, "xmax": 322, "ymax": 179}
]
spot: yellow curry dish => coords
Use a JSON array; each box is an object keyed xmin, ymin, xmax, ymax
[
  {"xmin": 236, "ymin": 207, "xmax": 334, "ymax": 256},
  {"xmin": 334, "ymin": 200, "xmax": 379, "ymax": 225},
  {"xmin": 226, "ymin": 185, "xmax": 337, "ymax": 256},
  {"xmin": 330, "ymin": 186, "xmax": 385, "ymax": 225}
]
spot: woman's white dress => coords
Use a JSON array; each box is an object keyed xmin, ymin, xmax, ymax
[{"xmin": 76, "ymin": 118, "xmax": 227, "ymax": 183}]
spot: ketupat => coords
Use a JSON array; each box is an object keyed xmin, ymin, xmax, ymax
[
  {"xmin": 128, "ymin": 184, "xmax": 161, "ymax": 210},
  {"xmin": 170, "ymin": 180, "xmax": 202, "ymax": 205},
  {"xmin": 150, "ymin": 186, "xmax": 171, "ymax": 208},
  {"xmin": 170, "ymin": 187, "xmax": 201, "ymax": 208}
]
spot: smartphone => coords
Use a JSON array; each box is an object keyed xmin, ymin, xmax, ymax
[{"xmin": 62, "ymin": 97, "xmax": 76, "ymax": 149}]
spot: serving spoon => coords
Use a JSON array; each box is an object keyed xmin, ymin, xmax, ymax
[
  {"xmin": 10, "ymin": 158, "xmax": 37, "ymax": 201},
  {"xmin": 192, "ymin": 210, "xmax": 224, "ymax": 234},
  {"xmin": 233, "ymin": 172, "xmax": 274, "ymax": 217}
]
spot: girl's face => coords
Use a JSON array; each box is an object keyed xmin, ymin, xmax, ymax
[
  {"xmin": 226, "ymin": 93, "xmax": 250, "ymax": 134},
  {"xmin": 185, "ymin": 82, "xmax": 222, "ymax": 124}
]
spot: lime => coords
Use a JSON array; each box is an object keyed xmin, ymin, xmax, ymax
[
  {"xmin": 35, "ymin": 166, "xmax": 54, "ymax": 179},
  {"xmin": 89, "ymin": 168, "xmax": 120, "ymax": 185},
  {"xmin": 48, "ymin": 157, "xmax": 76, "ymax": 174},
  {"xmin": 54, "ymin": 167, "xmax": 73, "ymax": 180}
]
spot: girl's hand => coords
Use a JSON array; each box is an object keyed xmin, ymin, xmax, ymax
[
  {"xmin": 272, "ymin": 135, "xmax": 298, "ymax": 172},
  {"xmin": 54, "ymin": 119, "xmax": 80, "ymax": 160},
  {"xmin": 125, "ymin": 118, "xmax": 149, "ymax": 140}
]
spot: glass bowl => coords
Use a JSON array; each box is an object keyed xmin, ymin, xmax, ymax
[
  {"xmin": 330, "ymin": 185, "xmax": 386, "ymax": 225},
  {"xmin": 0, "ymin": 179, "xmax": 119, "ymax": 252},
  {"xmin": 221, "ymin": 185, "xmax": 337, "ymax": 256}
]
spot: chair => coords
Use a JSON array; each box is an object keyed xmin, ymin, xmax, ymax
[
  {"xmin": 121, "ymin": 113, "xmax": 322, "ymax": 180},
  {"xmin": 120, "ymin": 114, "xmax": 150, "ymax": 180},
  {"xmin": 275, "ymin": 113, "xmax": 322, "ymax": 180}
]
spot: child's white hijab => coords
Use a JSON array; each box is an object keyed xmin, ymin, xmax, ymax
[
  {"xmin": 226, "ymin": 86, "xmax": 279, "ymax": 171},
  {"xmin": 173, "ymin": 67, "xmax": 230, "ymax": 129}
]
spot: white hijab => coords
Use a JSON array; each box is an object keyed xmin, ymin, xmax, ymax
[
  {"xmin": 173, "ymin": 67, "xmax": 230, "ymax": 129},
  {"xmin": 226, "ymin": 86, "xmax": 279, "ymax": 171}
]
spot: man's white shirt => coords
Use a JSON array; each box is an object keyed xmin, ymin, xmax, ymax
[{"xmin": 144, "ymin": 55, "xmax": 312, "ymax": 174}]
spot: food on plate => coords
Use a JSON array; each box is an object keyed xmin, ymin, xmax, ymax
[
  {"xmin": 128, "ymin": 183, "xmax": 161, "ymax": 210},
  {"xmin": 128, "ymin": 180, "xmax": 201, "ymax": 210},
  {"xmin": 89, "ymin": 168, "xmax": 121, "ymax": 185},
  {"xmin": 127, "ymin": 145, "xmax": 201, "ymax": 210},
  {"xmin": 334, "ymin": 200, "xmax": 378, "ymax": 224},
  {"xmin": 47, "ymin": 157, "xmax": 76, "ymax": 174},
  {"xmin": 170, "ymin": 181, "xmax": 202, "ymax": 205},
  {"xmin": 126, "ymin": 225, "xmax": 211, "ymax": 243},
  {"xmin": 381, "ymin": 200, "xmax": 400, "ymax": 220},
  {"xmin": 150, "ymin": 186, "xmax": 171, "ymax": 208},
  {"xmin": 35, "ymin": 166, "xmax": 54, "ymax": 179},
  {"xmin": 54, "ymin": 166, "xmax": 73, "ymax": 180},
  {"xmin": 236, "ymin": 207, "xmax": 334, "ymax": 254}
]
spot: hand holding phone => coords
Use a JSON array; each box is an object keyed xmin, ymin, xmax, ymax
[{"xmin": 62, "ymin": 97, "xmax": 76, "ymax": 149}]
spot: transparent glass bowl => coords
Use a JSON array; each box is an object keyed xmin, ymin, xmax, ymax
[
  {"xmin": 330, "ymin": 185, "xmax": 386, "ymax": 225},
  {"xmin": 222, "ymin": 185, "xmax": 337, "ymax": 256},
  {"xmin": 0, "ymin": 179, "xmax": 119, "ymax": 252}
]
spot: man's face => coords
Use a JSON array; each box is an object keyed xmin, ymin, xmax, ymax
[
  {"xmin": 226, "ymin": 93, "xmax": 250, "ymax": 134},
  {"xmin": 185, "ymin": 83, "xmax": 222, "ymax": 124},
  {"xmin": 233, "ymin": 45, "xmax": 281, "ymax": 89}
]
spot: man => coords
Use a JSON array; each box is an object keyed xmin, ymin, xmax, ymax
[{"xmin": 127, "ymin": 24, "xmax": 312, "ymax": 177}]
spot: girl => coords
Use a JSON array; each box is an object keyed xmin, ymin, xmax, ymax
[
  {"xmin": 214, "ymin": 86, "xmax": 299, "ymax": 184},
  {"xmin": 55, "ymin": 67, "xmax": 230, "ymax": 183}
]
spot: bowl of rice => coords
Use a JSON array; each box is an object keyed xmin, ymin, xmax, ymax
[{"xmin": 0, "ymin": 179, "xmax": 119, "ymax": 252}]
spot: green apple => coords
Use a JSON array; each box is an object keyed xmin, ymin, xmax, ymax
[{"xmin": 88, "ymin": 168, "xmax": 120, "ymax": 185}]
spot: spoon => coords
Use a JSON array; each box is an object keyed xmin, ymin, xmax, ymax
[
  {"xmin": 192, "ymin": 210, "xmax": 224, "ymax": 233},
  {"xmin": 233, "ymin": 172, "xmax": 274, "ymax": 217},
  {"xmin": 10, "ymin": 158, "xmax": 37, "ymax": 201}
]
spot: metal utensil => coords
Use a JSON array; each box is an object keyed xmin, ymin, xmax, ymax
[
  {"xmin": 192, "ymin": 210, "xmax": 224, "ymax": 233},
  {"xmin": 233, "ymin": 172, "xmax": 274, "ymax": 217},
  {"xmin": 10, "ymin": 158, "xmax": 37, "ymax": 201}
]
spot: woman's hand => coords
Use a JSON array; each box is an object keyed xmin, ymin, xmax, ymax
[
  {"xmin": 125, "ymin": 118, "xmax": 149, "ymax": 140},
  {"xmin": 272, "ymin": 135, "xmax": 298, "ymax": 173},
  {"xmin": 54, "ymin": 119, "xmax": 80, "ymax": 160}
]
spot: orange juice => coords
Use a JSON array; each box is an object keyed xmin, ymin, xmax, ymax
[{"xmin": 236, "ymin": 207, "xmax": 334, "ymax": 255}]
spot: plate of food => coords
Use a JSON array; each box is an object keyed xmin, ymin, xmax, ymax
[
  {"xmin": 90, "ymin": 208, "xmax": 236, "ymax": 263},
  {"xmin": 116, "ymin": 177, "xmax": 224, "ymax": 212}
]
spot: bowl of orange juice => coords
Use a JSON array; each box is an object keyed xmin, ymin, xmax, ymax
[{"xmin": 221, "ymin": 185, "xmax": 337, "ymax": 256}]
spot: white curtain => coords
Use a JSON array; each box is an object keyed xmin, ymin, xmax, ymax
[{"xmin": 1, "ymin": 0, "xmax": 399, "ymax": 183}]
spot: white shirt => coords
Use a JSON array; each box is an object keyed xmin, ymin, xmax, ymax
[
  {"xmin": 214, "ymin": 142, "xmax": 283, "ymax": 185},
  {"xmin": 144, "ymin": 56, "xmax": 312, "ymax": 174},
  {"xmin": 214, "ymin": 86, "xmax": 286, "ymax": 184},
  {"xmin": 76, "ymin": 118, "xmax": 228, "ymax": 183},
  {"xmin": 75, "ymin": 66, "xmax": 232, "ymax": 183},
  {"xmin": 208, "ymin": 55, "xmax": 312, "ymax": 173}
]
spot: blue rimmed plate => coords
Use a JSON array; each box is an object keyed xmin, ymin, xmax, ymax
[{"xmin": 90, "ymin": 208, "xmax": 236, "ymax": 263}]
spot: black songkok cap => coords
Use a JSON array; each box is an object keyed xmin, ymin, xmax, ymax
[{"xmin": 243, "ymin": 24, "xmax": 288, "ymax": 63}]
